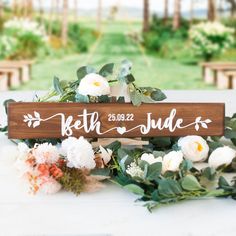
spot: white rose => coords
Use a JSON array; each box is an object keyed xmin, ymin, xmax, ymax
[
  {"xmin": 178, "ymin": 136, "xmax": 209, "ymax": 162},
  {"xmin": 208, "ymin": 146, "xmax": 236, "ymax": 169},
  {"xmin": 61, "ymin": 137, "xmax": 96, "ymax": 170},
  {"xmin": 33, "ymin": 143, "xmax": 59, "ymax": 164},
  {"xmin": 141, "ymin": 153, "xmax": 162, "ymax": 165},
  {"xmin": 162, "ymin": 151, "xmax": 183, "ymax": 173},
  {"xmin": 78, "ymin": 73, "xmax": 110, "ymax": 96}
]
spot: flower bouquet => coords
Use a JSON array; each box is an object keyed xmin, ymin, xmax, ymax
[{"xmin": 2, "ymin": 60, "xmax": 236, "ymax": 211}]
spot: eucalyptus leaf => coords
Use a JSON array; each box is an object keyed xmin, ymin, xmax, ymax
[
  {"xmin": 150, "ymin": 89, "xmax": 167, "ymax": 101},
  {"xmin": 158, "ymin": 179, "xmax": 182, "ymax": 197},
  {"xmin": 53, "ymin": 76, "xmax": 64, "ymax": 95},
  {"xmin": 146, "ymin": 162, "xmax": 162, "ymax": 181},
  {"xmin": 99, "ymin": 63, "xmax": 114, "ymax": 77},
  {"xmin": 181, "ymin": 175, "xmax": 203, "ymax": 191},
  {"xmin": 125, "ymin": 74, "xmax": 135, "ymax": 84},
  {"xmin": 225, "ymin": 129, "xmax": 236, "ymax": 139},
  {"xmin": 130, "ymin": 90, "xmax": 142, "ymax": 106},
  {"xmin": 3, "ymin": 99, "xmax": 15, "ymax": 114},
  {"xmin": 124, "ymin": 184, "xmax": 145, "ymax": 196},
  {"xmin": 75, "ymin": 93, "xmax": 89, "ymax": 103},
  {"xmin": 98, "ymin": 95, "xmax": 110, "ymax": 103},
  {"xmin": 76, "ymin": 66, "xmax": 96, "ymax": 82},
  {"xmin": 202, "ymin": 167, "xmax": 216, "ymax": 181},
  {"xmin": 90, "ymin": 168, "xmax": 110, "ymax": 176},
  {"xmin": 117, "ymin": 96, "xmax": 125, "ymax": 103}
]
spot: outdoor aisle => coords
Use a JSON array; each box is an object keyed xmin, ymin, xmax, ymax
[{"xmin": 19, "ymin": 21, "xmax": 208, "ymax": 91}]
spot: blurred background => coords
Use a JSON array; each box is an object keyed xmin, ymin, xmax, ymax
[{"xmin": 0, "ymin": 0, "xmax": 235, "ymax": 90}]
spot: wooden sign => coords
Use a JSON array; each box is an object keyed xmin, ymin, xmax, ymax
[{"xmin": 8, "ymin": 102, "xmax": 225, "ymax": 139}]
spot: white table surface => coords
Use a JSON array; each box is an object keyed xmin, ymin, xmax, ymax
[{"xmin": 0, "ymin": 90, "xmax": 236, "ymax": 236}]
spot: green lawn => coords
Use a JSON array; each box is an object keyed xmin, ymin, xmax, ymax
[{"xmin": 17, "ymin": 20, "xmax": 215, "ymax": 91}]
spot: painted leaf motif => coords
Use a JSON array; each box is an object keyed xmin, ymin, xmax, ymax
[
  {"xmin": 195, "ymin": 117, "xmax": 202, "ymax": 123},
  {"xmin": 204, "ymin": 119, "xmax": 212, "ymax": 124},
  {"xmin": 33, "ymin": 121, "xmax": 40, "ymax": 128},
  {"xmin": 34, "ymin": 111, "xmax": 40, "ymax": 119},
  {"xmin": 27, "ymin": 114, "xmax": 33, "ymax": 119},
  {"xmin": 28, "ymin": 121, "xmax": 32, "ymax": 127},
  {"xmin": 201, "ymin": 123, "xmax": 208, "ymax": 129},
  {"xmin": 195, "ymin": 124, "xmax": 199, "ymax": 131}
]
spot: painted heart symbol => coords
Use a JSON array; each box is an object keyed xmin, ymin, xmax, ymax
[{"xmin": 117, "ymin": 127, "xmax": 126, "ymax": 135}]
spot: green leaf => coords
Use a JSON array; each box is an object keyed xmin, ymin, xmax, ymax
[
  {"xmin": 99, "ymin": 63, "xmax": 114, "ymax": 77},
  {"xmin": 140, "ymin": 94, "xmax": 156, "ymax": 103},
  {"xmin": 76, "ymin": 66, "xmax": 96, "ymax": 82},
  {"xmin": 146, "ymin": 162, "xmax": 162, "ymax": 181},
  {"xmin": 150, "ymin": 137, "xmax": 172, "ymax": 148},
  {"xmin": 180, "ymin": 160, "xmax": 193, "ymax": 172},
  {"xmin": 53, "ymin": 76, "xmax": 64, "ymax": 95},
  {"xmin": 181, "ymin": 175, "xmax": 203, "ymax": 191},
  {"xmin": 202, "ymin": 167, "xmax": 216, "ymax": 181},
  {"xmin": 225, "ymin": 129, "xmax": 236, "ymax": 139},
  {"xmin": 98, "ymin": 95, "xmax": 110, "ymax": 103},
  {"xmin": 158, "ymin": 179, "xmax": 182, "ymax": 197},
  {"xmin": 117, "ymin": 96, "xmax": 125, "ymax": 103},
  {"xmin": 90, "ymin": 168, "xmax": 110, "ymax": 176},
  {"xmin": 3, "ymin": 99, "xmax": 15, "ymax": 114},
  {"xmin": 105, "ymin": 141, "xmax": 121, "ymax": 151},
  {"xmin": 124, "ymin": 184, "xmax": 145, "ymax": 196},
  {"xmin": 118, "ymin": 59, "xmax": 132, "ymax": 81},
  {"xmin": 75, "ymin": 93, "xmax": 89, "ymax": 103},
  {"xmin": 130, "ymin": 90, "xmax": 142, "ymax": 106},
  {"xmin": 218, "ymin": 176, "xmax": 231, "ymax": 191},
  {"xmin": 150, "ymin": 89, "xmax": 167, "ymax": 101},
  {"xmin": 125, "ymin": 74, "xmax": 135, "ymax": 84}
]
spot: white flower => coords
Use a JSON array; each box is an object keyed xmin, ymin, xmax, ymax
[
  {"xmin": 14, "ymin": 143, "xmax": 31, "ymax": 175},
  {"xmin": 208, "ymin": 146, "xmax": 236, "ymax": 169},
  {"xmin": 141, "ymin": 153, "xmax": 162, "ymax": 165},
  {"xmin": 126, "ymin": 162, "xmax": 144, "ymax": 178},
  {"xmin": 162, "ymin": 151, "xmax": 183, "ymax": 173},
  {"xmin": 178, "ymin": 136, "xmax": 209, "ymax": 162},
  {"xmin": 78, "ymin": 73, "xmax": 110, "ymax": 96},
  {"xmin": 61, "ymin": 137, "xmax": 96, "ymax": 170},
  {"xmin": 33, "ymin": 143, "xmax": 59, "ymax": 164},
  {"xmin": 99, "ymin": 146, "xmax": 112, "ymax": 165},
  {"xmin": 40, "ymin": 178, "xmax": 62, "ymax": 194}
]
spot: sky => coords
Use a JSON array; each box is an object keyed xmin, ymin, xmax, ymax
[{"xmin": 29, "ymin": 0, "xmax": 209, "ymax": 12}]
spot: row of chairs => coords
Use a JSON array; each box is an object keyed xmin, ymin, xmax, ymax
[
  {"xmin": 201, "ymin": 62, "xmax": 236, "ymax": 89},
  {"xmin": 0, "ymin": 60, "xmax": 33, "ymax": 91}
]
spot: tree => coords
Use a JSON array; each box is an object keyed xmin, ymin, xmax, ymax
[
  {"xmin": 74, "ymin": 0, "xmax": 78, "ymax": 21},
  {"xmin": 226, "ymin": 0, "xmax": 236, "ymax": 17},
  {"xmin": 27, "ymin": 0, "xmax": 33, "ymax": 19},
  {"xmin": 61, "ymin": 0, "xmax": 68, "ymax": 46},
  {"xmin": 163, "ymin": 0, "xmax": 169, "ymax": 24},
  {"xmin": 208, "ymin": 0, "xmax": 217, "ymax": 21},
  {"xmin": 97, "ymin": 0, "xmax": 102, "ymax": 32},
  {"xmin": 190, "ymin": 0, "xmax": 195, "ymax": 24},
  {"xmin": 48, "ymin": 0, "xmax": 56, "ymax": 36},
  {"xmin": 143, "ymin": 0, "xmax": 150, "ymax": 32},
  {"xmin": 0, "ymin": 0, "xmax": 3, "ymax": 19},
  {"xmin": 173, "ymin": 0, "xmax": 181, "ymax": 30},
  {"xmin": 38, "ymin": 0, "xmax": 44, "ymax": 21}
]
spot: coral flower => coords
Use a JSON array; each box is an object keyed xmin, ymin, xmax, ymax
[
  {"xmin": 50, "ymin": 164, "xmax": 63, "ymax": 179},
  {"xmin": 38, "ymin": 164, "xmax": 50, "ymax": 177}
]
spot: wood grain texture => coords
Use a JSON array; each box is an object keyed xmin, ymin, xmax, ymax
[{"xmin": 8, "ymin": 102, "xmax": 225, "ymax": 139}]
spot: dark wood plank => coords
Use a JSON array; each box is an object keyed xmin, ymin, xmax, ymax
[{"xmin": 8, "ymin": 102, "xmax": 225, "ymax": 139}]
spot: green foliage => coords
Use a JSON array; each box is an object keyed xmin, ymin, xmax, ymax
[
  {"xmin": 224, "ymin": 114, "xmax": 236, "ymax": 146},
  {"xmin": 189, "ymin": 22, "xmax": 235, "ymax": 61},
  {"xmin": 59, "ymin": 166, "xmax": 86, "ymax": 195}
]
